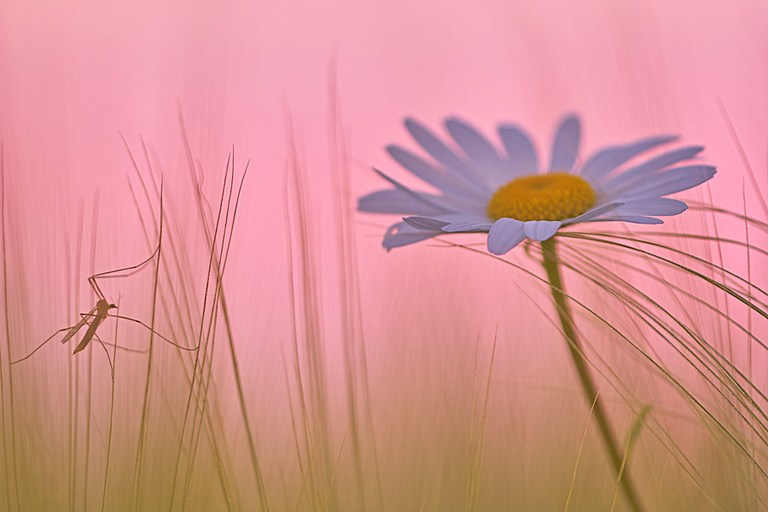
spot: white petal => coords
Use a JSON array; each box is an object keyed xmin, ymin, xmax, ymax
[
  {"xmin": 403, "ymin": 212, "xmax": 492, "ymax": 233},
  {"xmin": 498, "ymin": 124, "xmax": 539, "ymax": 176},
  {"xmin": 445, "ymin": 117, "xmax": 508, "ymax": 184},
  {"xmin": 404, "ymin": 117, "xmax": 490, "ymax": 193},
  {"xmin": 523, "ymin": 220, "xmax": 561, "ymax": 241},
  {"xmin": 382, "ymin": 222, "xmax": 441, "ymax": 251},
  {"xmin": 602, "ymin": 146, "xmax": 704, "ymax": 195},
  {"xmin": 403, "ymin": 216, "xmax": 449, "ymax": 230},
  {"xmin": 442, "ymin": 221, "xmax": 493, "ymax": 233},
  {"xmin": 550, "ymin": 115, "xmax": 581, "ymax": 172},
  {"xmin": 386, "ymin": 145, "xmax": 486, "ymax": 199},
  {"xmin": 487, "ymin": 218, "xmax": 526, "ymax": 255},
  {"xmin": 371, "ymin": 167, "xmax": 482, "ymax": 213},
  {"xmin": 358, "ymin": 189, "xmax": 451, "ymax": 216},
  {"xmin": 563, "ymin": 202, "xmax": 624, "ymax": 224},
  {"xmin": 436, "ymin": 212, "xmax": 493, "ymax": 232},
  {"xmin": 614, "ymin": 198, "xmax": 688, "ymax": 217},
  {"xmin": 584, "ymin": 215, "xmax": 664, "ymax": 225},
  {"xmin": 616, "ymin": 165, "xmax": 716, "ymax": 200},
  {"xmin": 579, "ymin": 135, "xmax": 677, "ymax": 182}
]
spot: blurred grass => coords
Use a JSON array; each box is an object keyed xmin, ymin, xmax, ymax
[{"xmin": 0, "ymin": 133, "xmax": 767, "ymax": 512}]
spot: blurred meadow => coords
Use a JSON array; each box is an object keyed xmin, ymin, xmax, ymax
[{"xmin": 1, "ymin": 1, "xmax": 768, "ymax": 510}]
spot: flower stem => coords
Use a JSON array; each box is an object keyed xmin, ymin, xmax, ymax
[{"xmin": 540, "ymin": 238, "xmax": 643, "ymax": 512}]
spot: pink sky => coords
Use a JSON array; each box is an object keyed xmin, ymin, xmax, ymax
[
  {"xmin": 1, "ymin": 0, "xmax": 767, "ymax": 405},
  {"xmin": 2, "ymin": 3, "xmax": 768, "ymax": 509}
]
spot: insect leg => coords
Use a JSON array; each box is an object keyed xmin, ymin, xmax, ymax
[
  {"xmin": 88, "ymin": 276, "xmax": 107, "ymax": 302},
  {"xmin": 87, "ymin": 181, "xmax": 164, "ymax": 301},
  {"xmin": 12, "ymin": 325, "xmax": 81, "ymax": 365},
  {"xmin": 92, "ymin": 331, "xmax": 115, "ymax": 380},
  {"xmin": 89, "ymin": 243, "xmax": 160, "ymax": 284},
  {"xmin": 108, "ymin": 313, "xmax": 196, "ymax": 351}
]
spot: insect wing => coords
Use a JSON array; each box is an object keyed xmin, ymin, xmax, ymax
[
  {"xmin": 72, "ymin": 315, "xmax": 103, "ymax": 354},
  {"xmin": 61, "ymin": 307, "xmax": 97, "ymax": 344}
]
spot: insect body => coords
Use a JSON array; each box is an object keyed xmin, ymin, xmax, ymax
[
  {"xmin": 12, "ymin": 180, "xmax": 194, "ymax": 369},
  {"xmin": 67, "ymin": 299, "xmax": 117, "ymax": 354},
  {"xmin": 12, "ymin": 260, "xmax": 191, "ymax": 368}
]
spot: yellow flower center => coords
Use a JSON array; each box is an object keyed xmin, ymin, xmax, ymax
[{"xmin": 487, "ymin": 173, "xmax": 596, "ymax": 221}]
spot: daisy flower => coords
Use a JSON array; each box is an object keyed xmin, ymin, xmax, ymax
[{"xmin": 359, "ymin": 115, "xmax": 715, "ymax": 254}]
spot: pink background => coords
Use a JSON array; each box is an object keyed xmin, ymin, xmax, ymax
[
  {"xmin": 1, "ymin": 0, "xmax": 766, "ymax": 398},
  {"xmin": 0, "ymin": 1, "xmax": 767, "ymax": 508},
  {"xmin": 2, "ymin": 0, "xmax": 765, "ymax": 362}
]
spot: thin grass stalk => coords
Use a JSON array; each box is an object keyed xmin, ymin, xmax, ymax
[
  {"xmin": 445, "ymin": 237, "xmax": 750, "ymax": 508},
  {"xmin": 328, "ymin": 65, "xmax": 373, "ymax": 511},
  {"xmin": 610, "ymin": 407, "xmax": 652, "ymax": 512},
  {"xmin": 131, "ymin": 154, "xmax": 239, "ymax": 510},
  {"xmin": 564, "ymin": 394, "xmax": 601, "ymax": 512},
  {"xmin": 70, "ymin": 204, "xmax": 85, "ymax": 512},
  {"xmin": 286, "ymin": 117, "xmax": 339, "ymax": 511},
  {"xmin": 0, "ymin": 145, "xmax": 19, "ymax": 512},
  {"xmin": 180, "ymin": 164, "xmax": 231, "ymax": 509},
  {"xmin": 100, "ymin": 301, "xmax": 120, "ymax": 512},
  {"xmin": 283, "ymin": 170, "xmax": 317, "ymax": 511},
  {"xmin": 559, "ymin": 242, "xmax": 765, "ymax": 355},
  {"xmin": 83, "ymin": 341, "xmax": 94, "ymax": 510},
  {"xmin": 702, "ymin": 188, "xmax": 737, "ymax": 363},
  {"xmin": 464, "ymin": 336, "xmax": 483, "ymax": 512},
  {"xmin": 540, "ymin": 238, "xmax": 644, "ymax": 512},
  {"xmin": 563, "ymin": 233, "xmax": 768, "ymax": 313},
  {"xmin": 556, "ymin": 241, "xmax": 768, "ymax": 468},
  {"xmin": 216, "ymin": 257, "xmax": 270, "ymax": 511},
  {"xmin": 556, "ymin": 243, "xmax": 768, "ymax": 432},
  {"xmin": 129, "ymin": 182, "xmax": 164, "ymax": 512},
  {"xmin": 717, "ymin": 100, "xmax": 768, "ymax": 220},
  {"xmin": 184, "ymin": 149, "xmax": 268, "ymax": 511},
  {"xmin": 688, "ymin": 203, "xmax": 768, "ymax": 234},
  {"xmin": 82, "ymin": 193, "xmax": 100, "ymax": 511},
  {"xmin": 216, "ymin": 158, "xmax": 270, "ymax": 511},
  {"xmin": 124, "ymin": 158, "xmax": 239, "ymax": 511},
  {"xmin": 168, "ymin": 137, "xmax": 230, "ymax": 510},
  {"xmin": 465, "ymin": 331, "xmax": 498, "ymax": 512},
  {"xmin": 181, "ymin": 160, "xmax": 246, "ymax": 512},
  {"xmin": 741, "ymin": 190, "xmax": 759, "ymax": 511}
]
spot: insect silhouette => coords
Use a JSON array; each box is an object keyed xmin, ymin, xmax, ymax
[
  {"xmin": 68, "ymin": 299, "xmax": 116, "ymax": 355},
  {"xmin": 11, "ymin": 241, "xmax": 192, "ymax": 374},
  {"xmin": 12, "ymin": 175, "xmax": 197, "ymax": 372}
]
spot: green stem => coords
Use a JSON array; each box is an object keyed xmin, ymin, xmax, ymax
[{"xmin": 540, "ymin": 238, "xmax": 643, "ymax": 512}]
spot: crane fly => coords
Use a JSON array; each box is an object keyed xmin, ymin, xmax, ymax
[
  {"xmin": 11, "ymin": 296, "xmax": 120, "ymax": 369},
  {"xmin": 11, "ymin": 250, "xmax": 194, "ymax": 375},
  {"xmin": 59, "ymin": 270, "xmax": 121, "ymax": 356},
  {"xmin": 9, "ymin": 242, "xmax": 190, "ymax": 372},
  {"xmin": 65, "ymin": 298, "xmax": 117, "ymax": 355},
  {"xmin": 12, "ymin": 181, "xmax": 196, "ymax": 371}
]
